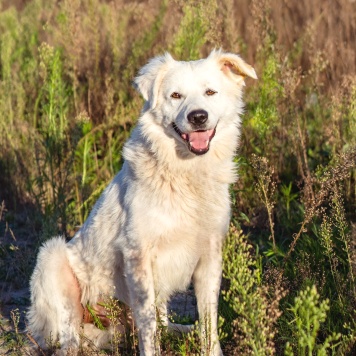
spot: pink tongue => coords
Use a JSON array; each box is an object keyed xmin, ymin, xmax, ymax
[{"xmin": 188, "ymin": 130, "xmax": 214, "ymax": 150}]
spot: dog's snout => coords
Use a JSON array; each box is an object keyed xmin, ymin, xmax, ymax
[{"xmin": 187, "ymin": 110, "xmax": 208, "ymax": 127}]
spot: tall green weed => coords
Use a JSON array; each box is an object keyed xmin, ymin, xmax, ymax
[
  {"xmin": 285, "ymin": 285, "xmax": 341, "ymax": 356},
  {"xmin": 222, "ymin": 225, "xmax": 283, "ymax": 354}
]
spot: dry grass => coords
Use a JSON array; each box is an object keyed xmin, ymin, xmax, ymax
[{"xmin": 0, "ymin": 0, "xmax": 355, "ymax": 354}]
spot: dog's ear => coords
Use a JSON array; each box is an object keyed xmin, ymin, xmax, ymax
[
  {"xmin": 210, "ymin": 49, "xmax": 257, "ymax": 84},
  {"xmin": 133, "ymin": 53, "xmax": 174, "ymax": 109}
]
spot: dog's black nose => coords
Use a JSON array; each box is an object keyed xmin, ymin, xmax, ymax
[{"xmin": 187, "ymin": 110, "xmax": 208, "ymax": 127}]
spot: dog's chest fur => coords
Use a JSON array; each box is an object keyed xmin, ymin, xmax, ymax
[
  {"xmin": 122, "ymin": 147, "xmax": 231, "ymax": 299},
  {"xmin": 125, "ymin": 152, "xmax": 231, "ymax": 240}
]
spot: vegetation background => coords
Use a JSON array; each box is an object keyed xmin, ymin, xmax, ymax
[{"xmin": 0, "ymin": 0, "xmax": 355, "ymax": 354}]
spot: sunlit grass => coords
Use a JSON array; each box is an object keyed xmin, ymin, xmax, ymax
[{"xmin": 0, "ymin": 0, "xmax": 355, "ymax": 354}]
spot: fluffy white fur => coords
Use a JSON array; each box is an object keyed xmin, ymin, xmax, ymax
[{"xmin": 27, "ymin": 49, "xmax": 257, "ymax": 355}]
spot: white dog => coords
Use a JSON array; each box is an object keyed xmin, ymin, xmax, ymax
[{"xmin": 27, "ymin": 49, "xmax": 257, "ymax": 355}]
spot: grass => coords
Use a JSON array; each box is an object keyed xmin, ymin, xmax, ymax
[{"xmin": 0, "ymin": 0, "xmax": 355, "ymax": 354}]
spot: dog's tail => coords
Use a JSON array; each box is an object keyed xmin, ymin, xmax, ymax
[{"xmin": 27, "ymin": 237, "xmax": 82, "ymax": 352}]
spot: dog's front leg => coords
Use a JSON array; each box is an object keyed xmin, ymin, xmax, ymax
[
  {"xmin": 125, "ymin": 252, "xmax": 159, "ymax": 356},
  {"xmin": 193, "ymin": 245, "xmax": 223, "ymax": 356}
]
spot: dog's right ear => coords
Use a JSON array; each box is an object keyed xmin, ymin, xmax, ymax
[
  {"xmin": 133, "ymin": 53, "xmax": 174, "ymax": 109},
  {"xmin": 208, "ymin": 49, "xmax": 257, "ymax": 85}
]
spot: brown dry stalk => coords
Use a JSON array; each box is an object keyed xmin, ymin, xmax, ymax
[
  {"xmin": 296, "ymin": 114, "xmax": 315, "ymax": 203},
  {"xmin": 0, "ymin": 201, "xmax": 5, "ymax": 221},
  {"xmin": 251, "ymin": 155, "xmax": 277, "ymax": 248},
  {"xmin": 284, "ymin": 147, "xmax": 356, "ymax": 263},
  {"xmin": 26, "ymin": 333, "xmax": 46, "ymax": 356}
]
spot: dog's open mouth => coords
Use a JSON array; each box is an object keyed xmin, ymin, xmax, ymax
[{"xmin": 172, "ymin": 123, "xmax": 216, "ymax": 155}]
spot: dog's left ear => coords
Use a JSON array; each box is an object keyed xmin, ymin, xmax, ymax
[
  {"xmin": 134, "ymin": 53, "xmax": 174, "ymax": 109},
  {"xmin": 210, "ymin": 50, "xmax": 257, "ymax": 84}
]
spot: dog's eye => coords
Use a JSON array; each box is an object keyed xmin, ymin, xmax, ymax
[
  {"xmin": 171, "ymin": 92, "xmax": 182, "ymax": 99},
  {"xmin": 206, "ymin": 89, "xmax": 217, "ymax": 96}
]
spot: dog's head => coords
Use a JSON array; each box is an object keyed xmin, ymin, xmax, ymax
[{"xmin": 134, "ymin": 50, "xmax": 257, "ymax": 156}]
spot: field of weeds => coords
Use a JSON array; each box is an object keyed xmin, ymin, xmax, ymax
[{"xmin": 0, "ymin": 0, "xmax": 355, "ymax": 354}]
